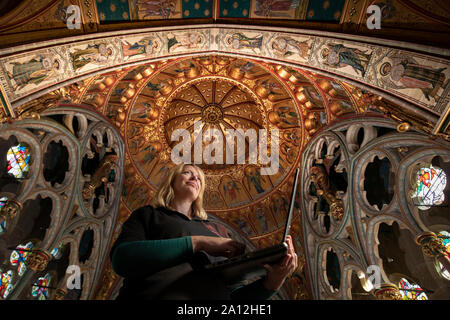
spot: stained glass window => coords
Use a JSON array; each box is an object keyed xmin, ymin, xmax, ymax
[
  {"xmin": 0, "ymin": 197, "xmax": 7, "ymax": 207},
  {"xmin": 413, "ymin": 165, "xmax": 447, "ymax": 210},
  {"xmin": 6, "ymin": 143, "xmax": 31, "ymax": 179},
  {"xmin": 0, "ymin": 269, "xmax": 14, "ymax": 299},
  {"xmin": 0, "ymin": 218, "xmax": 5, "ymax": 235},
  {"xmin": 398, "ymin": 278, "xmax": 428, "ymax": 300},
  {"xmin": 50, "ymin": 242, "xmax": 63, "ymax": 260},
  {"xmin": 10, "ymin": 241, "xmax": 34, "ymax": 276},
  {"xmin": 31, "ymin": 273, "xmax": 52, "ymax": 300},
  {"xmin": 0, "ymin": 197, "xmax": 8, "ymax": 234},
  {"xmin": 436, "ymin": 231, "xmax": 450, "ymax": 280}
]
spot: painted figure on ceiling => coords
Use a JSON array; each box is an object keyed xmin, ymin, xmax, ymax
[
  {"xmin": 207, "ymin": 192, "xmax": 224, "ymax": 208},
  {"xmin": 271, "ymin": 36, "xmax": 310, "ymax": 59},
  {"xmin": 7, "ymin": 55, "xmax": 60, "ymax": 91},
  {"xmin": 258, "ymin": 79, "xmax": 283, "ymax": 96},
  {"xmin": 255, "ymin": 207, "xmax": 269, "ymax": 233},
  {"xmin": 245, "ymin": 166, "xmax": 266, "ymax": 194},
  {"xmin": 70, "ymin": 43, "xmax": 113, "ymax": 71},
  {"xmin": 122, "ymin": 38, "xmax": 159, "ymax": 58},
  {"xmin": 254, "ymin": 0, "xmax": 297, "ymax": 17},
  {"xmin": 231, "ymin": 216, "xmax": 254, "ymax": 236},
  {"xmin": 127, "ymin": 185, "xmax": 149, "ymax": 210},
  {"xmin": 138, "ymin": 142, "xmax": 161, "ymax": 173},
  {"xmin": 275, "ymin": 105, "xmax": 299, "ymax": 127},
  {"xmin": 272, "ymin": 195, "xmax": 289, "ymax": 225},
  {"xmin": 167, "ymin": 33, "xmax": 203, "ymax": 52},
  {"xmin": 228, "ymin": 33, "xmax": 263, "ymax": 53},
  {"xmin": 136, "ymin": 0, "xmax": 178, "ymax": 19},
  {"xmin": 129, "ymin": 102, "xmax": 153, "ymax": 123},
  {"xmin": 322, "ymin": 44, "xmax": 371, "ymax": 77},
  {"xmin": 379, "ymin": 57, "xmax": 448, "ymax": 101}
]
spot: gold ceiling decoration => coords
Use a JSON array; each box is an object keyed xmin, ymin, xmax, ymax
[
  {"xmin": 7, "ymin": 53, "xmax": 385, "ymax": 301},
  {"xmin": 49, "ymin": 54, "xmax": 365, "ymax": 243},
  {"xmin": 125, "ymin": 55, "xmax": 302, "ymax": 210}
]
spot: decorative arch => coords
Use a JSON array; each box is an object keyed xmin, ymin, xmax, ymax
[
  {"xmin": 0, "ymin": 25, "xmax": 447, "ymax": 126},
  {"xmin": 0, "ymin": 106, "xmax": 124, "ymax": 300}
]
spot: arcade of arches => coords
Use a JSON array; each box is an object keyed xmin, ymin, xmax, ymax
[{"xmin": 0, "ymin": 0, "xmax": 449, "ymax": 300}]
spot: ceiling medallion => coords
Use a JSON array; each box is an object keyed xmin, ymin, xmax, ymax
[
  {"xmin": 161, "ymin": 75, "xmax": 267, "ymax": 174},
  {"xmin": 202, "ymin": 104, "xmax": 223, "ymax": 124}
]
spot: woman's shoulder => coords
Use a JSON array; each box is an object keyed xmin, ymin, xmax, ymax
[
  {"xmin": 131, "ymin": 205, "xmax": 173, "ymax": 217},
  {"xmin": 127, "ymin": 205, "xmax": 158, "ymax": 220}
]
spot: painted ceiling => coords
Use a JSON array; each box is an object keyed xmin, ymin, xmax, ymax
[
  {"xmin": 0, "ymin": 0, "xmax": 449, "ymax": 48},
  {"xmin": 53, "ymin": 54, "xmax": 382, "ymax": 249},
  {"xmin": 95, "ymin": 0, "xmax": 346, "ymax": 22},
  {"xmin": 0, "ymin": 0, "xmax": 449, "ymax": 300}
]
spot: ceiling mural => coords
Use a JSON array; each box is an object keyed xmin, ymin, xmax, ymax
[
  {"xmin": 57, "ymin": 54, "xmax": 372, "ymax": 299},
  {"xmin": 16, "ymin": 51, "xmax": 424, "ymax": 299},
  {"xmin": 94, "ymin": 0, "xmax": 347, "ymax": 22},
  {"xmin": 0, "ymin": 0, "xmax": 449, "ymax": 302},
  {"xmin": 1, "ymin": 0, "xmax": 449, "ymax": 50},
  {"xmin": 52, "ymin": 55, "xmax": 368, "ymax": 229},
  {"xmin": 0, "ymin": 26, "xmax": 448, "ymax": 125}
]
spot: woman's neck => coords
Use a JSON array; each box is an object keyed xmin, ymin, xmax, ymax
[{"xmin": 170, "ymin": 198, "xmax": 193, "ymax": 219}]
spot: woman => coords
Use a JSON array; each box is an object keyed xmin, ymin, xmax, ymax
[{"xmin": 111, "ymin": 163, "xmax": 297, "ymax": 299}]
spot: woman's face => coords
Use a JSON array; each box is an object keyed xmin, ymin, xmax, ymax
[{"xmin": 172, "ymin": 165, "xmax": 202, "ymax": 201}]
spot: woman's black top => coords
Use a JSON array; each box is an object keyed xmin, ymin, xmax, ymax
[{"xmin": 110, "ymin": 205, "xmax": 277, "ymax": 300}]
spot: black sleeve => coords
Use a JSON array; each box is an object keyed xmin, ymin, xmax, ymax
[{"xmin": 109, "ymin": 206, "xmax": 150, "ymax": 260}]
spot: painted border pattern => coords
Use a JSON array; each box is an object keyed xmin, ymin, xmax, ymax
[{"xmin": 0, "ymin": 25, "xmax": 449, "ymax": 116}]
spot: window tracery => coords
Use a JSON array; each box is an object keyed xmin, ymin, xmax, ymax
[
  {"xmin": 0, "ymin": 107, "xmax": 124, "ymax": 300},
  {"xmin": 301, "ymin": 117, "xmax": 450, "ymax": 300}
]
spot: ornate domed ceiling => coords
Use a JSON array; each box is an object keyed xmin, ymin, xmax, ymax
[{"xmin": 49, "ymin": 54, "xmax": 378, "ymax": 250}]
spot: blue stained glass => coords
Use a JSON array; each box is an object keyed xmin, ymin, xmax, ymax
[
  {"xmin": 0, "ymin": 197, "xmax": 8, "ymax": 234},
  {"xmin": 414, "ymin": 166, "xmax": 447, "ymax": 210},
  {"xmin": 0, "ymin": 218, "xmax": 6, "ymax": 234},
  {"xmin": 7, "ymin": 143, "xmax": 31, "ymax": 179},
  {"xmin": 10, "ymin": 241, "xmax": 34, "ymax": 276},
  {"xmin": 31, "ymin": 273, "xmax": 52, "ymax": 300},
  {"xmin": 398, "ymin": 278, "xmax": 428, "ymax": 300},
  {"xmin": 51, "ymin": 242, "xmax": 64, "ymax": 260},
  {"xmin": 0, "ymin": 270, "xmax": 14, "ymax": 299}
]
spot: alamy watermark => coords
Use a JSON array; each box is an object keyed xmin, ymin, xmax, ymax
[
  {"xmin": 66, "ymin": 265, "xmax": 81, "ymax": 290},
  {"xmin": 366, "ymin": 264, "xmax": 382, "ymax": 289},
  {"xmin": 66, "ymin": 5, "xmax": 81, "ymax": 30},
  {"xmin": 170, "ymin": 120, "xmax": 280, "ymax": 175},
  {"xmin": 366, "ymin": 5, "xmax": 381, "ymax": 30}
]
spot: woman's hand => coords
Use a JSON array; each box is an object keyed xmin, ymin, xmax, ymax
[
  {"xmin": 262, "ymin": 235, "xmax": 298, "ymax": 291},
  {"xmin": 191, "ymin": 235, "xmax": 246, "ymax": 258}
]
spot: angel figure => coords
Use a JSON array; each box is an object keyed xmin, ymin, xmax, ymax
[
  {"xmin": 167, "ymin": 33, "xmax": 202, "ymax": 52},
  {"xmin": 379, "ymin": 55, "xmax": 448, "ymax": 101},
  {"xmin": 321, "ymin": 43, "xmax": 371, "ymax": 77},
  {"xmin": 7, "ymin": 55, "xmax": 60, "ymax": 91},
  {"xmin": 272, "ymin": 36, "xmax": 310, "ymax": 59}
]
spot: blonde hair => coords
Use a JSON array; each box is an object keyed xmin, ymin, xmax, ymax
[{"xmin": 151, "ymin": 163, "xmax": 207, "ymax": 220}]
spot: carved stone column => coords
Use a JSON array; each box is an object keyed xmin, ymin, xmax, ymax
[
  {"xmin": 82, "ymin": 154, "xmax": 118, "ymax": 200},
  {"xmin": 372, "ymin": 283, "xmax": 403, "ymax": 300},
  {"xmin": 310, "ymin": 166, "xmax": 344, "ymax": 220},
  {"xmin": 0, "ymin": 199, "xmax": 22, "ymax": 220},
  {"xmin": 416, "ymin": 231, "xmax": 450, "ymax": 273},
  {"xmin": 25, "ymin": 248, "xmax": 53, "ymax": 272}
]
